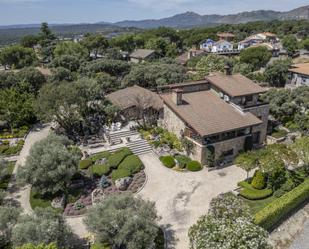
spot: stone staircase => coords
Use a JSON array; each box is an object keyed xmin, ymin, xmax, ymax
[
  {"xmin": 127, "ymin": 139, "xmax": 153, "ymax": 155},
  {"xmin": 109, "ymin": 130, "xmax": 139, "ymax": 143}
]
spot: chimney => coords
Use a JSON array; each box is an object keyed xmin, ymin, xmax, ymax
[
  {"xmin": 172, "ymin": 88, "xmax": 183, "ymax": 105},
  {"xmin": 224, "ymin": 64, "xmax": 232, "ymax": 75},
  {"xmin": 187, "ymin": 50, "xmax": 193, "ymax": 60}
]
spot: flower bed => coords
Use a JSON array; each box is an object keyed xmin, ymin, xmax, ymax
[
  {"xmin": 0, "ymin": 139, "xmax": 24, "ymax": 156},
  {"xmin": 0, "ymin": 126, "xmax": 29, "ymax": 139}
]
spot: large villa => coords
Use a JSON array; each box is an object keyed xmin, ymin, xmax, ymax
[{"xmin": 108, "ymin": 67, "xmax": 269, "ymax": 166}]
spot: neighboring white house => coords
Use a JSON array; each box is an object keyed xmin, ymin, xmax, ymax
[
  {"xmin": 238, "ymin": 32, "xmax": 279, "ymax": 51},
  {"xmin": 211, "ymin": 40, "xmax": 233, "ymax": 53},
  {"xmin": 199, "ymin": 39, "xmax": 215, "ymax": 51},
  {"xmin": 288, "ymin": 63, "xmax": 309, "ymax": 87}
]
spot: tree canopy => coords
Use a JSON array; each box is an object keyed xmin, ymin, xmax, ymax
[
  {"xmin": 18, "ymin": 133, "xmax": 79, "ymax": 195},
  {"xmin": 84, "ymin": 194, "xmax": 159, "ymax": 249},
  {"xmin": 240, "ymin": 47, "xmax": 272, "ymax": 70}
]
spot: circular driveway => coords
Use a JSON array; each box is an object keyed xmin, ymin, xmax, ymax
[{"xmin": 138, "ymin": 153, "xmax": 246, "ymax": 249}]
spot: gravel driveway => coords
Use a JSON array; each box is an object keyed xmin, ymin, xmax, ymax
[{"xmin": 138, "ymin": 153, "xmax": 246, "ymax": 249}]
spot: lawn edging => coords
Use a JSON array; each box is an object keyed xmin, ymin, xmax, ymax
[{"xmin": 254, "ymin": 178, "xmax": 309, "ymax": 231}]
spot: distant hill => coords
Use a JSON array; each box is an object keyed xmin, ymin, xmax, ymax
[{"xmin": 115, "ymin": 5, "xmax": 309, "ymax": 28}]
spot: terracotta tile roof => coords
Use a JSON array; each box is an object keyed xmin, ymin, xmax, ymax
[
  {"xmin": 288, "ymin": 63, "xmax": 309, "ymax": 76},
  {"xmin": 106, "ymin": 85, "xmax": 163, "ymax": 111},
  {"xmin": 130, "ymin": 49, "xmax": 155, "ymax": 59},
  {"xmin": 217, "ymin": 32, "xmax": 235, "ymax": 37},
  {"xmin": 158, "ymin": 80, "xmax": 208, "ymax": 90},
  {"xmin": 205, "ymin": 73, "xmax": 267, "ymax": 97},
  {"xmin": 161, "ymin": 90, "xmax": 262, "ymax": 137}
]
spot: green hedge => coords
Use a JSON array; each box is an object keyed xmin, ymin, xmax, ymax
[
  {"xmin": 92, "ymin": 164, "xmax": 111, "ymax": 177},
  {"xmin": 89, "ymin": 151, "xmax": 111, "ymax": 162},
  {"xmin": 251, "ymin": 170, "xmax": 266, "ymax": 190},
  {"xmin": 79, "ymin": 159, "xmax": 93, "ymax": 170},
  {"xmin": 111, "ymin": 168, "xmax": 131, "ymax": 182},
  {"xmin": 118, "ymin": 155, "xmax": 143, "ymax": 174},
  {"xmin": 186, "ymin": 160, "xmax": 202, "ymax": 172},
  {"xmin": 175, "ymin": 155, "xmax": 191, "ymax": 168},
  {"xmin": 108, "ymin": 148, "xmax": 132, "ymax": 169},
  {"xmin": 238, "ymin": 180, "xmax": 255, "ymax": 190},
  {"xmin": 160, "ymin": 156, "xmax": 175, "ymax": 168},
  {"xmin": 240, "ymin": 188, "xmax": 273, "ymax": 200},
  {"xmin": 254, "ymin": 178, "xmax": 309, "ymax": 230}
]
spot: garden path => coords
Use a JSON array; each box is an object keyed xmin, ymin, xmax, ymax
[
  {"xmin": 138, "ymin": 152, "xmax": 246, "ymax": 249},
  {"xmin": 6, "ymin": 123, "xmax": 51, "ymax": 214}
]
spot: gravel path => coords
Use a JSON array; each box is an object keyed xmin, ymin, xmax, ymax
[
  {"xmin": 289, "ymin": 219, "xmax": 309, "ymax": 249},
  {"xmin": 6, "ymin": 124, "xmax": 51, "ymax": 214},
  {"xmin": 138, "ymin": 153, "xmax": 246, "ymax": 249}
]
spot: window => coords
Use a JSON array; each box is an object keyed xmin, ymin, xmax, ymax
[
  {"xmin": 223, "ymin": 149, "xmax": 234, "ymax": 157},
  {"xmin": 245, "ymin": 95, "xmax": 253, "ymax": 102}
]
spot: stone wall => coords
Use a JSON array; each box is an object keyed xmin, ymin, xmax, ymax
[{"xmin": 161, "ymin": 104, "xmax": 186, "ymax": 137}]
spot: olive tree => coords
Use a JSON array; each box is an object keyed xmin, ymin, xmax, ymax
[
  {"xmin": 84, "ymin": 194, "xmax": 159, "ymax": 249},
  {"xmin": 16, "ymin": 243, "xmax": 58, "ymax": 249},
  {"xmin": 18, "ymin": 133, "xmax": 79, "ymax": 195},
  {"xmin": 0, "ymin": 206, "xmax": 20, "ymax": 248},
  {"xmin": 11, "ymin": 208, "xmax": 72, "ymax": 248}
]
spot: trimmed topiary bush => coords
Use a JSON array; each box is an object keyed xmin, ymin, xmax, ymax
[
  {"xmin": 108, "ymin": 147, "xmax": 132, "ymax": 169},
  {"xmin": 111, "ymin": 168, "xmax": 131, "ymax": 182},
  {"xmin": 90, "ymin": 151, "xmax": 111, "ymax": 162},
  {"xmin": 254, "ymin": 178, "xmax": 309, "ymax": 230},
  {"xmin": 118, "ymin": 155, "xmax": 143, "ymax": 174},
  {"xmin": 175, "ymin": 155, "xmax": 191, "ymax": 169},
  {"xmin": 238, "ymin": 180, "xmax": 255, "ymax": 190},
  {"xmin": 187, "ymin": 160, "xmax": 202, "ymax": 172},
  {"xmin": 159, "ymin": 156, "xmax": 175, "ymax": 168},
  {"xmin": 79, "ymin": 159, "xmax": 93, "ymax": 170},
  {"xmin": 239, "ymin": 188, "xmax": 273, "ymax": 200},
  {"xmin": 92, "ymin": 164, "xmax": 111, "ymax": 177},
  {"xmin": 251, "ymin": 170, "xmax": 266, "ymax": 190}
]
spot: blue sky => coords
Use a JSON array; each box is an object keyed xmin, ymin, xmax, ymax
[{"xmin": 0, "ymin": 0, "xmax": 308, "ymax": 25}]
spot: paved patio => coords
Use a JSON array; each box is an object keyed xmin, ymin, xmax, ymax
[{"xmin": 138, "ymin": 152, "xmax": 246, "ymax": 249}]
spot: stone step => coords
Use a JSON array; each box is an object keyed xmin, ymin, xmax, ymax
[{"xmin": 109, "ymin": 130, "xmax": 139, "ymax": 139}]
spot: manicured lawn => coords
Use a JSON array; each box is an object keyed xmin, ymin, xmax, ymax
[
  {"xmin": 239, "ymin": 195, "xmax": 277, "ymax": 214},
  {"xmin": 0, "ymin": 162, "xmax": 15, "ymax": 190}
]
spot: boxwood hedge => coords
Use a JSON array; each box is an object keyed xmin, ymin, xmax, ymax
[
  {"xmin": 108, "ymin": 148, "xmax": 132, "ymax": 169},
  {"xmin": 159, "ymin": 156, "xmax": 175, "ymax": 168},
  {"xmin": 79, "ymin": 159, "xmax": 93, "ymax": 170},
  {"xmin": 186, "ymin": 160, "xmax": 202, "ymax": 172},
  {"xmin": 89, "ymin": 151, "xmax": 111, "ymax": 162},
  {"xmin": 254, "ymin": 178, "xmax": 309, "ymax": 230},
  {"xmin": 118, "ymin": 155, "xmax": 143, "ymax": 174},
  {"xmin": 92, "ymin": 164, "xmax": 111, "ymax": 177},
  {"xmin": 240, "ymin": 188, "xmax": 273, "ymax": 200}
]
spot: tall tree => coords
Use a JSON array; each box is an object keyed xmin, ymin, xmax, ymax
[
  {"xmin": 264, "ymin": 59, "xmax": 292, "ymax": 87},
  {"xmin": 11, "ymin": 208, "xmax": 72, "ymax": 248},
  {"xmin": 54, "ymin": 41, "xmax": 88, "ymax": 59},
  {"xmin": 82, "ymin": 33, "xmax": 109, "ymax": 59},
  {"xmin": 0, "ymin": 45, "xmax": 37, "ymax": 69},
  {"xmin": 240, "ymin": 46, "xmax": 272, "ymax": 70},
  {"xmin": 0, "ymin": 88, "xmax": 35, "ymax": 132},
  {"xmin": 84, "ymin": 194, "xmax": 159, "ymax": 249},
  {"xmin": 282, "ymin": 35, "xmax": 298, "ymax": 55},
  {"xmin": 18, "ymin": 134, "xmax": 79, "ymax": 196}
]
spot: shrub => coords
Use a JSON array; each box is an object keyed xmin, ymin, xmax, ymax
[
  {"xmin": 89, "ymin": 151, "xmax": 111, "ymax": 163},
  {"xmin": 108, "ymin": 148, "xmax": 132, "ymax": 169},
  {"xmin": 159, "ymin": 156, "xmax": 175, "ymax": 168},
  {"xmin": 79, "ymin": 159, "xmax": 93, "ymax": 170},
  {"xmin": 92, "ymin": 164, "xmax": 111, "ymax": 177},
  {"xmin": 187, "ymin": 161, "xmax": 202, "ymax": 172},
  {"xmin": 111, "ymin": 168, "xmax": 131, "ymax": 181},
  {"xmin": 240, "ymin": 188, "xmax": 273, "ymax": 200},
  {"xmin": 118, "ymin": 155, "xmax": 143, "ymax": 174},
  {"xmin": 251, "ymin": 170, "xmax": 266, "ymax": 190},
  {"xmin": 254, "ymin": 178, "xmax": 309, "ymax": 230},
  {"xmin": 238, "ymin": 180, "xmax": 255, "ymax": 190},
  {"xmin": 175, "ymin": 155, "xmax": 191, "ymax": 169}
]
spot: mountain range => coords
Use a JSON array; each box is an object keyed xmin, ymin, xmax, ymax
[
  {"xmin": 0, "ymin": 5, "xmax": 308, "ymax": 30},
  {"xmin": 113, "ymin": 5, "xmax": 309, "ymax": 28}
]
